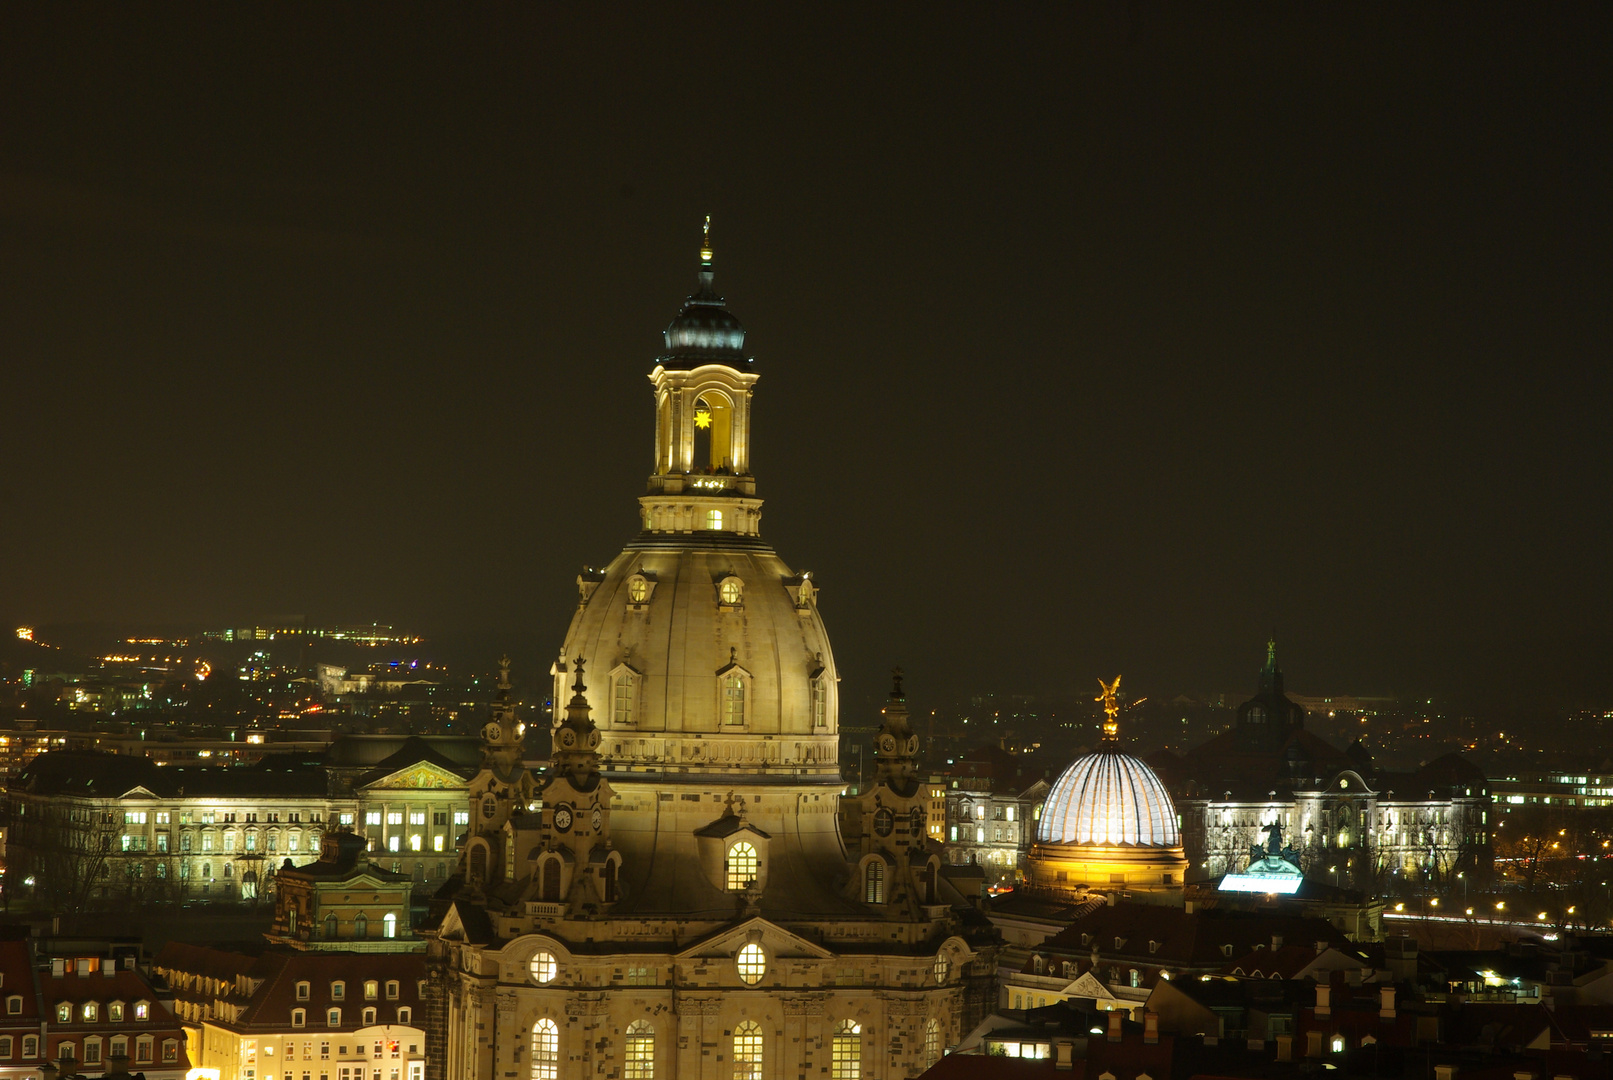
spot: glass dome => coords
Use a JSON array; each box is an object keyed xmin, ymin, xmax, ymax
[{"xmin": 1036, "ymin": 747, "xmax": 1180, "ymax": 848}]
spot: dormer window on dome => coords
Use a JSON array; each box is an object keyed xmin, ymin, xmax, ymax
[{"xmin": 717, "ymin": 575, "xmax": 743, "ymax": 607}]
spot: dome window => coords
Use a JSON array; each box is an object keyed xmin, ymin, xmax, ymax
[
  {"xmin": 717, "ymin": 575, "xmax": 744, "ymax": 607},
  {"xmin": 716, "ymin": 655, "xmax": 752, "ymax": 727},
  {"xmin": 706, "ymin": 509, "xmax": 724, "ymax": 531},
  {"xmin": 609, "ymin": 664, "xmax": 641, "ymax": 727},
  {"xmin": 812, "ymin": 673, "xmax": 828, "ymax": 728},
  {"xmin": 625, "ymin": 572, "xmax": 657, "ymax": 608}
]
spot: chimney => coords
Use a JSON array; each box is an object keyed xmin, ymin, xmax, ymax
[
  {"xmin": 51, "ymin": 959, "xmax": 65, "ymax": 977},
  {"xmin": 1315, "ymin": 940, "xmax": 1328, "ymax": 955},
  {"xmin": 1107, "ymin": 892, "xmax": 1117, "ymax": 907},
  {"xmin": 1434, "ymin": 1067, "xmax": 1457, "ymax": 1080},
  {"xmin": 1379, "ymin": 986, "xmax": 1396, "ymax": 1019},
  {"xmin": 1144, "ymin": 1012, "xmax": 1159, "ymax": 1045},
  {"xmin": 1275, "ymin": 1035, "xmax": 1293, "ymax": 1063},
  {"xmin": 1054, "ymin": 1039, "xmax": 1075, "ymax": 1071},
  {"xmin": 103, "ymin": 962, "xmax": 115, "ymax": 978},
  {"xmin": 1107, "ymin": 1010, "xmax": 1123, "ymax": 1043},
  {"xmin": 1513, "ymin": 1072, "xmax": 1536, "ymax": 1080},
  {"xmin": 1316, "ymin": 984, "xmax": 1332, "ymax": 1018},
  {"xmin": 1185, "ymin": 900, "xmax": 1195, "ymax": 914},
  {"xmin": 1272, "ymin": 934, "xmax": 1284, "ymax": 950}
]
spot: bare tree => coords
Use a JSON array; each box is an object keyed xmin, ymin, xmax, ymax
[{"xmin": 9, "ymin": 799, "xmax": 120, "ymax": 926}]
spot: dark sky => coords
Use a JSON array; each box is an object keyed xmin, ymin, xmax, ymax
[{"xmin": 3, "ymin": 5, "xmax": 1609, "ymax": 714}]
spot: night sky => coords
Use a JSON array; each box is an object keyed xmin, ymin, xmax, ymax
[{"xmin": 3, "ymin": 6, "xmax": 1609, "ymax": 714}]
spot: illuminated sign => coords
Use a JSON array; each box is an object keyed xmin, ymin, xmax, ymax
[{"xmin": 1218, "ymin": 873, "xmax": 1302, "ymax": 895}]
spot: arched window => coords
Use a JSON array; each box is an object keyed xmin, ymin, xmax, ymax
[
  {"xmin": 831, "ymin": 1020, "xmax": 861, "ymax": 1080},
  {"xmin": 726, "ymin": 842, "xmax": 758, "ymax": 891},
  {"xmin": 354, "ymin": 914, "xmax": 367, "ymax": 939},
  {"xmin": 736, "ymin": 943, "xmax": 766, "ymax": 985},
  {"xmin": 864, "ymin": 861, "xmax": 885, "ymax": 904},
  {"xmin": 542, "ymin": 859, "xmax": 561, "ymax": 900},
  {"xmin": 531, "ymin": 1019, "xmax": 560, "ymax": 1080},
  {"xmin": 624, "ymin": 1020, "xmax": 654, "ymax": 1080},
  {"xmin": 933, "ymin": 955, "xmax": 949, "ymax": 984},
  {"xmin": 722, "ymin": 673, "xmax": 745, "ymax": 725},
  {"xmin": 383, "ymin": 913, "xmax": 397, "ymax": 939},
  {"xmin": 324, "ymin": 913, "xmax": 338, "ymax": 939},
  {"xmin": 812, "ymin": 677, "xmax": 827, "ymax": 728},
  {"xmin": 719, "ymin": 578, "xmax": 743, "ymax": 605},
  {"xmin": 292, "ymin": 1008, "xmax": 306, "ymax": 1028},
  {"xmin": 82, "ymin": 1002, "xmax": 98, "ymax": 1022},
  {"xmin": 732, "ymin": 1021, "xmax": 762, "ymax": 1079},
  {"xmin": 924, "ymin": 1018, "xmax": 941, "ymax": 1066},
  {"xmin": 706, "ymin": 509, "xmax": 723, "ymax": 531}
]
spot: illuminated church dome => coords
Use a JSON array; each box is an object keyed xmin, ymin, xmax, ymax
[
  {"xmin": 1037, "ymin": 747, "xmax": 1180, "ymax": 848},
  {"xmin": 1028, "ymin": 676, "xmax": 1188, "ymax": 895}
]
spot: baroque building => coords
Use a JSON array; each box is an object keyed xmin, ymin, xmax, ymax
[
  {"xmin": 425, "ymin": 228, "xmax": 998, "ymax": 1080},
  {"xmin": 1151, "ymin": 643, "xmax": 1492, "ymax": 891}
]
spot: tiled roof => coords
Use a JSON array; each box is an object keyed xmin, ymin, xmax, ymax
[
  {"xmin": 1033, "ymin": 902, "xmax": 1352, "ymax": 971},
  {"xmin": 234, "ymin": 953, "xmax": 428, "ymax": 1030}
]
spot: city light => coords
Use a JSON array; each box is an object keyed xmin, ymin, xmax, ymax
[{"xmin": 15, "ymin": 627, "xmax": 32, "ymax": 641}]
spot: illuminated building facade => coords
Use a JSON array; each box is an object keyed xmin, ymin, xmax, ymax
[
  {"xmin": 6, "ymin": 738, "xmax": 474, "ymax": 909},
  {"xmin": 425, "ymin": 231, "xmax": 999, "ymax": 1080},
  {"xmin": 155, "ymin": 944, "xmax": 426, "ymax": 1080},
  {"xmin": 1153, "ymin": 644, "xmax": 1491, "ymax": 888}
]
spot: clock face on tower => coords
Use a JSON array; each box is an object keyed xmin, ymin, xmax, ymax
[
  {"xmin": 553, "ymin": 805, "xmax": 574, "ymax": 832},
  {"xmin": 591, "ymin": 807, "xmax": 602, "ymax": 831}
]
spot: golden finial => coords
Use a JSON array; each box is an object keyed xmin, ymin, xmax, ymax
[
  {"xmin": 1096, "ymin": 675, "xmax": 1122, "ymax": 741},
  {"xmin": 700, "ymin": 214, "xmax": 713, "ymax": 264}
]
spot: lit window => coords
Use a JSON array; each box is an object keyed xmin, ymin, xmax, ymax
[
  {"xmin": 531, "ymin": 1019, "xmax": 559, "ymax": 1080},
  {"xmin": 737, "ymin": 944, "xmax": 766, "ymax": 985},
  {"xmin": 365, "ymin": 982, "xmax": 378, "ymax": 1001},
  {"xmin": 924, "ymin": 1019, "xmax": 940, "ymax": 1066},
  {"xmin": 933, "ymin": 956, "xmax": 949, "ymax": 983},
  {"xmin": 387, "ymin": 812, "xmax": 403, "ymax": 826},
  {"xmin": 529, "ymin": 952, "xmax": 557, "ymax": 984},
  {"xmin": 706, "ymin": 510, "xmax": 723, "ymax": 531},
  {"xmin": 408, "ymin": 811, "xmax": 426, "ymax": 826},
  {"xmin": 831, "ymin": 1020, "xmax": 861, "ymax": 1080},
  {"xmin": 726, "ymin": 843, "xmax": 758, "ymax": 891},
  {"xmin": 624, "ymin": 1020, "xmax": 654, "ymax": 1080},
  {"xmin": 719, "ymin": 579, "xmax": 742, "ymax": 605},
  {"xmin": 134, "ymin": 1002, "xmax": 149, "ymax": 1020},
  {"xmin": 812, "ymin": 678, "xmax": 827, "ymax": 728},
  {"xmin": 722, "ymin": 674, "xmax": 745, "ymax": 726},
  {"xmin": 613, "ymin": 670, "xmax": 637, "ymax": 726},
  {"xmin": 733, "ymin": 1020, "xmax": 762, "ymax": 1077},
  {"xmin": 83, "ymin": 1003, "xmax": 97, "ymax": 1022},
  {"xmin": 628, "ymin": 577, "xmax": 649, "ymax": 603},
  {"xmin": 383, "ymin": 914, "xmax": 397, "ymax": 939},
  {"xmin": 109, "ymin": 1002, "xmax": 124, "ymax": 1021}
]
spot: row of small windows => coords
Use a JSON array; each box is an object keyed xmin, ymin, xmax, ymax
[
  {"xmin": 54, "ymin": 1000, "xmax": 151, "ymax": 1022},
  {"xmin": 294, "ymin": 980, "xmax": 402, "ymax": 1001},
  {"xmin": 529, "ymin": 1017, "xmax": 935, "ymax": 1080},
  {"xmin": 608, "ymin": 671, "xmax": 828, "ymax": 728},
  {"xmin": 292, "ymin": 1007, "xmax": 410, "ymax": 1028},
  {"xmin": 525, "ymin": 940, "xmax": 947, "ymax": 991},
  {"xmin": 0, "ymin": 1037, "xmax": 176, "ymax": 1065}
]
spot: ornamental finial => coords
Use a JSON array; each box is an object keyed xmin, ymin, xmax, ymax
[
  {"xmin": 1096, "ymin": 675, "xmax": 1122, "ymax": 742},
  {"xmin": 700, "ymin": 214, "xmax": 714, "ymax": 265},
  {"xmin": 497, "ymin": 655, "xmax": 511, "ymax": 691}
]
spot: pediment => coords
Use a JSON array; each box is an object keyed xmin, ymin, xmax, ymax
[
  {"xmin": 362, "ymin": 760, "xmax": 467, "ymax": 791},
  {"xmin": 120, "ymin": 786, "xmax": 163, "ymax": 800},
  {"xmin": 676, "ymin": 917, "xmax": 834, "ymax": 963},
  {"xmin": 1062, "ymin": 971, "xmax": 1116, "ymax": 1000}
]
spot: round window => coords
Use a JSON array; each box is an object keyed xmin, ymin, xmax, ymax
[
  {"xmin": 736, "ymin": 943, "xmax": 766, "ymax": 985},
  {"xmin": 529, "ymin": 951, "xmax": 557, "ymax": 984},
  {"xmin": 628, "ymin": 578, "xmax": 649, "ymax": 603},
  {"xmin": 720, "ymin": 579, "xmax": 742, "ymax": 605},
  {"xmin": 873, "ymin": 808, "xmax": 895, "ymax": 837}
]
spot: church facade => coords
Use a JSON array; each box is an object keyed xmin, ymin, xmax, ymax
[{"xmin": 423, "ymin": 229, "xmax": 998, "ymax": 1080}]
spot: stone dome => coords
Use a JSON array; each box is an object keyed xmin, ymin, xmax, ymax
[{"xmin": 1036, "ymin": 746, "xmax": 1181, "ymax": 848}]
